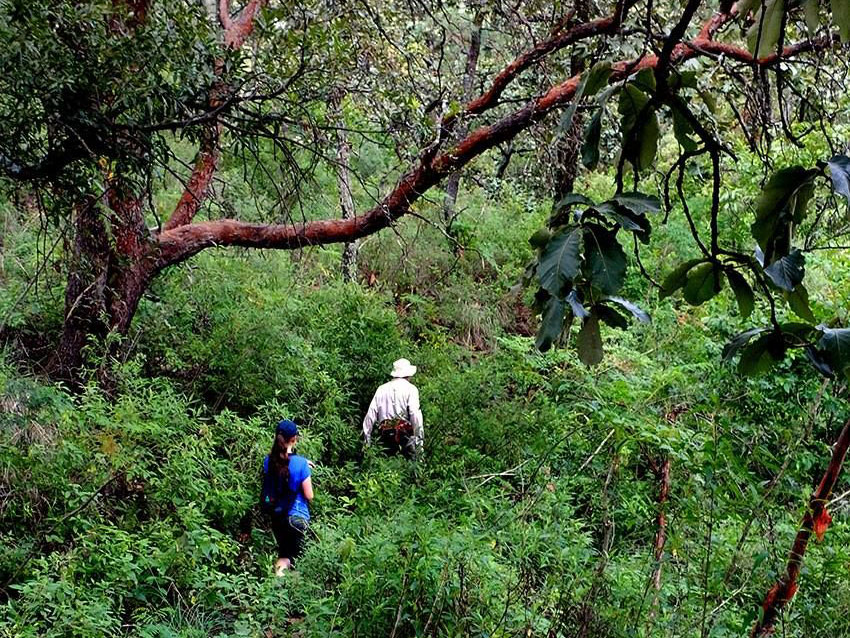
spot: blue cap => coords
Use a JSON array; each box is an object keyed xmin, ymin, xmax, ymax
[{"xmin": 276, "ymin": 419, "xmax": 299, "ymax": 438}]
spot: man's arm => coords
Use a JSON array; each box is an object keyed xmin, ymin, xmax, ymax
[
  {"xmin": 363, "ymin": 392, "xmax": 379, "ymax": 444},
  {"xmin": 408, "ymin": 385, "xmax": 424, "ymax": 449}
]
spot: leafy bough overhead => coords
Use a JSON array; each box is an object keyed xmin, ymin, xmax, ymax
[
  {"xmin": 531, "ymin": 151, "xmax": 850, "ymax": 378},
  {"xmin": 666, "ymin": 156, "xmax": 850, "ymax": 381},
  {"xmin": 527, "ymin": 191, "xmax": 657, "ymax": 362},
  {"xmin": 518, "ymin": 0, "xmax": 850, "ymax": 381}
]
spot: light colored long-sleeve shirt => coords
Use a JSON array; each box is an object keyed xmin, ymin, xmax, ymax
[{"xmin": 362, "ymin": 378, "xmax": 424, "ymax": 448}]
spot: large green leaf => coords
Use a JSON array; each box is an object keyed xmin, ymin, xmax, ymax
[
  {"xmin": 634, "ymin": 111, "xmax": 660, "ymax": 172},
  {"xmin": 669, "ymin": 70, "xmax": 698, "ymax": 91},
  {"xmin": 583, "ymin": 224, "xmax": 627, "ymax": 295},
  {"xmin": 751, "ymin": 166, "xmax": 818, "ymax": 262},
  {"xmin": 738, "ymin": 332, "xmax": 784, "ymax": 376},
  {"xmin": 806, "ymin": 345, "xmax": 834, "ymax": 378},
  {"xmin": 535, "ymin": 296, "xmax": 567, "ymax": 352},
  {"xmin": 683, "ymin": 262, "xmax": 723, "ymax": 305},
  {"xmin": 596, "ymin": 304, "xmax": 629, "ymax": 329},
  {"xmin": 610, "ymin": 192, "xmax": 661, "ymax": 216},
  {"xmin": 551, "ymin": 193, "xmax": 594, "ymax": 226},
  {"xmin": 817, "ymin": 326, "xmax": 850, "ymax": 379},
  {"xmin": 764, "ymin": 249, "xmax": 805, "ymax": 291},
  {"xmin": 632, "ymin": 67, "xmax": 656, "ymax": 93},
  {"xmin": 528, "ymin": 227, "xmax": 551, "ymax": 249},
  {"xmin": 791, "ymin": 180, "xmax": 815, "ymax": 225},
  {"xmin": 722, "ymin": 327, "xmax": 769, "ymax": 362},
  {"xmin": 581, "ymin": 109, "xmax": 603, "ymax": 170},
  {"xmin": 603, "ymin": 295, "xmax": 650, "ymax": 323},
  {"xmin": 803, "ymin": 0, "xmax": 820, "ymax": 36},
  {"xmin": 660, "ymin": 258, "xmax": 706, "ymax": 299},
  {"xmin": 672, "ymin": 105, "xmax": 698, "ymax": 151},
  {"xmin": 833, "ymin": 0, "xmax": 850, "ymax": 42},
  {"xmin": 593, "ymin": 201, "xmax": 652, "ymax": 243},
  {"xmin": 785, "ymin": 284, "xmax": 815, "ymax": 323},
  {"xmin": 554, "ymin": 193, "xmax": 594, "ymax": 213},
  {"xmin": 827, "ymin": 155, "xmax": 850, "ymax": 207},
  {"xmin": 726, "ymin": 270, "xmax": 755, "ymax": 319},
  {"xmin": 618, "ymin": 84, "xmax": 659, "ymax": 172},
  {"xmin": 577, "ymin": 313, "xmax": 603, "ymax": 366},
  {"xmin": 559, "ymin": 62, "xmax": 613, "ymax": 135},
  {"xmin": 584, "ymin": 61, "xmax": 613, "ymax": 97},
  {"xmin": 537, "ymin": 227, "xmax": 583, "ymax": 296},
  {"xmin": 747, "ymin": 0, "xmax": 785, "ymax": 58}
]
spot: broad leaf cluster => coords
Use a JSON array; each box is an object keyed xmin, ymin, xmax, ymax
[
  {"xmin": 663, "ymin": 155, "xmax": 850, "ymax": 380},
  {"xmin": 528, "ymin": 191, "xmax": 656, "ymax": 363}
]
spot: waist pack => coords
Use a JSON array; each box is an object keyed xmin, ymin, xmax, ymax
[{"xmin": 377, "ymin": 418, "xmax": 415, "ymax": 457}]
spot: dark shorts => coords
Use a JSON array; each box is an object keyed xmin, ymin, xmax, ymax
[{"xmin": 271, "ymin": 515, "xmax": 309, "ymax": 561}]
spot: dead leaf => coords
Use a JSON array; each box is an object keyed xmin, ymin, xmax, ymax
[{"xmin": 813, "ymin": 507, "xmax": 832, "ymax": 542}]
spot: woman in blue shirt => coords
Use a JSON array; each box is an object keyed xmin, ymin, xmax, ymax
[{"xmin": 262, "ymin": 419, "xmax": 313, "ymax": 575}]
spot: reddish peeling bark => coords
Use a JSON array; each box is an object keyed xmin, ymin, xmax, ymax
[
  {"xmin": 52, "ymin": 0, "xmax": 266, "ymax": 382},
  {"xmin": 458, "ymin": 10, "xmax": 626, "ymax": 123},
  {"xmin": 163, "ymin": 126, "xmax": 220, "ymax": 231},
  {"xmin": 105, "ymin": 187, "xmax": 158, "ymax": 335},
  {"xmin": 154, "ymin": 9, "xmax": 749, "ymax": 268},
  {"xmin": 163, "ymin": 1, "xmax": 266, "ymax": 232},
  {"xmin": 52, "ymin": 185, "xmax": 159, "ymax": 382},
  {"xmin": 145, "ymin": 9, "xmax": 839, "ymax": 276},
  {"xmin": 752, "ymin": 418, "xmax": 850, "ymax": 637},
  {"xmin": 52, "ymin": 2, "xmax": 842, "ymax": 382},
  {"xmin": 219, "ymin": 0, "xmax": 265, "ymax": 49}
]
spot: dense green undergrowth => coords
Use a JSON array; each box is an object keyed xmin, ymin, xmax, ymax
[
  {"xmin": 2, "ymin": 273, "xmax": 850, "ymax": 637},
  {"xmin": 2, "ymin": 136, "xmax": 850, "ymax": 636}
]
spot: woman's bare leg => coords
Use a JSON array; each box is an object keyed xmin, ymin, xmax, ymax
[{"xmin": 275, "ymin": 557, "xmax": 291, "ymax": 576}]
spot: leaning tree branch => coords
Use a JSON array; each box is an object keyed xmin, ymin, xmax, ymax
[
  {"xmin": 457, "ymin": 5, "xmax": 628, "ymax": 122},
  {"xmin": 155, "ymin": 14, "xmax": 840, "ymax": 270},
  {"xmin": 751, "ymin": 418, "xmax": 850, "ymax": 637},
  {"xmin": 221, "ymin": 0, "xmax": 265, "ymax": 49},
  {"xmin": 162, "ymin": 127, "xmax": 220, "ymax": 231}
]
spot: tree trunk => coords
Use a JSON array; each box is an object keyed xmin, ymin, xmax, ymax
[
  {"xmin": 52, "ymin": 189, "xmax": 155, "ymax": 384},
  {"xmin": 443, "ymin": 11, "xmax": 483, "ymax": 226},
  {"xmin": 650, "ymin": 456, "xmax": 671, "ymax": 618},
  {"xmin": 46, "ymin": 6, "xmax": 763, "ymax": 384},
  {"xmin": 53, "ymin": 197, "xmax": 111, "ymax": 381},
  {"xmin": 332, "ymin": 91, "xmax": 358, "ymax": 283}
]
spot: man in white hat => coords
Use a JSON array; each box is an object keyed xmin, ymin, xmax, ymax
[{"xmin": 362, "ymin": 358, "xmax": 424, "ymax": 457}]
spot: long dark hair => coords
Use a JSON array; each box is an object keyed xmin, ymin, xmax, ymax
[{"xmin": 268, "ymin": 432, "xmax": 295, "ymax": 484}]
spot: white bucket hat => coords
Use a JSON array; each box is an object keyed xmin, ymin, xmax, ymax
[{"xmin": 390, "ymin": 358, "xmax": 417, "ymax": 378}]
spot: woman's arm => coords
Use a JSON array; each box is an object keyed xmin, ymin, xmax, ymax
[{"xmin": 301, "ymin": 476, "xmax": 314, "ymax": 502}]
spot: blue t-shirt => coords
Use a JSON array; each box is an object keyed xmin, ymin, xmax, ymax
[{"xmin": 263, "ymin": 454, "xmax": 311, "ymax": 520}]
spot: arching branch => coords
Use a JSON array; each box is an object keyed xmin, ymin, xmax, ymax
[
  {"xmin": 162, "ymin": 127, "xmax": 220, "ymax": 231},
  {"xmin": 156, "ymin": 11, "xmax": 840, "ymax": 271}
]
